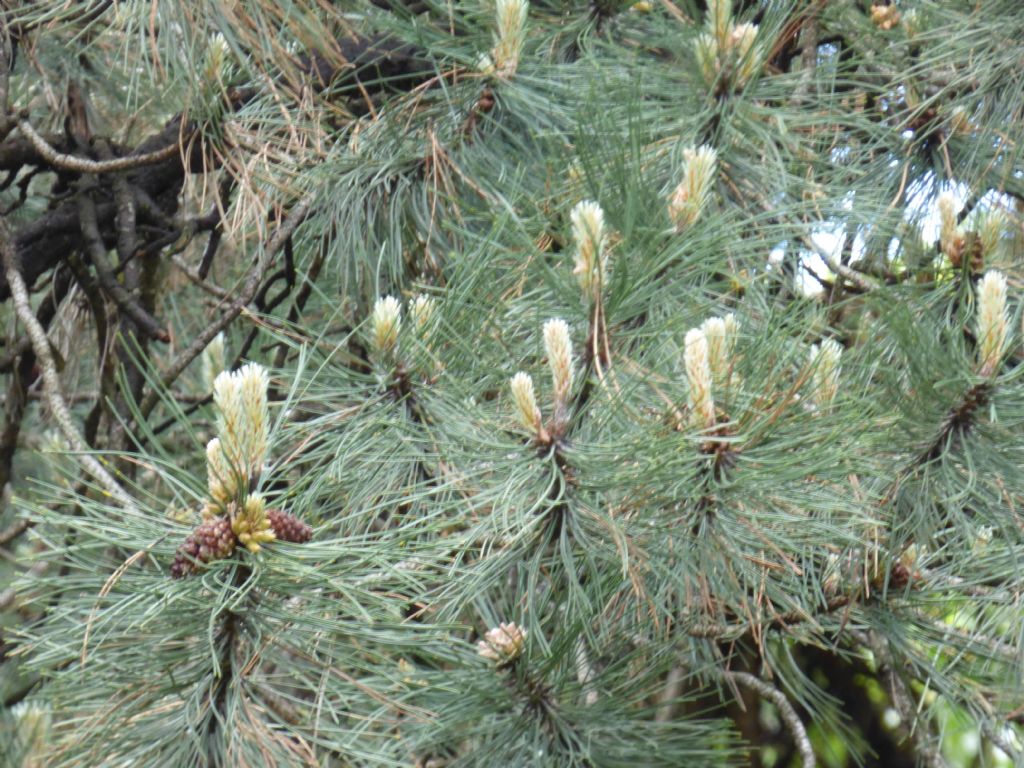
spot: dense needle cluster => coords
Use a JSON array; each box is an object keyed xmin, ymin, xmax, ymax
[
  {"xmin": 170, "ymin": 364, "xmax": 313, "ymax": 578},
  {"xmin": 9, "ymin": 1, "xmax": 1024, "ymax": 766}
]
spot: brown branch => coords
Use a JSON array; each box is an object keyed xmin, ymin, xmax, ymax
[
  {"xmin": 0, "ymin": 28, "xmax": 434, "ymax": 303},
  {"xmin": 95, "ymin": 139, "xmax": 139, "ymax": 264},
  {"xmin": 0, "ymin": 263, "xmax": 72, "ymax": 487},
  {"xmin": 0, "ymin": 115, "xmax": 189, "ymax": 301},
  {"xmin": 0, "ymin": 517, "xmax": 32, "ymax": 546},
  {"xmin": 170, "ymin": 254, "xmax": 229, "ymax": 299},
  {"xmin": 0, "ymin": 133, "xmax": 67, "ymax": 171},
  {"xmin": 688, "ymin": 594, "xmax": 852, "ymax": 639},
  {"xmin": 197, "ymin": 176, "xmax": 235, "ymax": 279},
  {"xmin": 0, "ymin": 13, "xmax": 11, "ymax": 117},
  {"xmin": 853, "ymin": 630, "xmax": 951, "ymax": 768},
  {"xmin": 0, "ymin": 260, "xmax": 74, "ymax": 375},
  {"xmin": 980, "ymin": 720, "xmax": 1022, "ymax": 764},
  {"xmin": 789, "ymin": 7, "xmax": 819, "ymax": 106},
  {"xmin": 0, "ymin": 333, "xmax": 32, "ymax": 373},
  {"xmin": 77, "ymin": 190, "xmax": 169, "ymax": 342},
  {"xmin": 136, "ymin": 193, "xmax": 316, "ymax": 422},
  {"xmin": 269, "ymin": 241, "xmax": 326, "ymax": 377},
  {"xmin": 915, "ymin": 382, "xmax": 990, "ymax": 466},
  {"xmin": 16, "ymin": 119, "xmax": 180, "ymax": 174},
  {"xmin": 801, "ymin": 232, "xmax": 879, "ymax": 293},
  {"xmin": 63, "ymin": 250, "xmax": 114, "ymax": 445},
  {"xmin": 0, "ymin": 213, "xmax": 137, "ymax": 511},
  {"xmin": 0, "ymin": 350, "xmax": 34, "ymax": 490},
  {"xmin": 721, "ymin": 670, "xmax": 816, "ymax": 768},
  {"xmin": 744, "ymin": 190, "xmax": 881, "ymax": 293}
]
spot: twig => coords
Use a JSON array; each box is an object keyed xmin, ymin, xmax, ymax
[
  {"xmin": 854, "ymin": 630, "xmax": 950, "ymax": 768},
  {"xmin": 198, "ymin": 227, "xmax": 222, "ymax": 279},
  {"xmin": 688, "ymin": 594, "xmax": 851, "ymax": 639},
  {"xmin": 721, "ymin": 670, "xmax": 816, "ymax": 768},
  {"xmin": 980, "ymin": 719, "xmax": 1022, "ymax": 764},
  {"xmin": 170, "ymin": 253, "xmax": 229, "ymax": 299},
  {"xmin": 254, "ymin": 681, "xmax": 301, "ymax": 725},
  {"xmin": 137, "ymin": 193, "xmax": 315, "ymax": 421},
  {"xmin": 78, "ymin": 190, "xmax": 170, "ymax": 341},
  {"xmin": 573, "ymin": 637, "xmax": 599, "ymax": 706},
  {"xmin": 790, "ymin": 9, "xmax": 819, "ymax": 106},
  {"xmin": 269, "ymin": 242, "xmax": 326, "ymax": 377},
  {"xmin": 0, "ymin": 517, "xmax": 32, "ymax": 546},
  {"xmin": 0, "ymin": 559, "xmax": 47, "ymax": 610},
  {"xmin": 62, "ymin": 251, "xmax": 114, "ymax": 444},
  {"xmin": 0, "ymin": 14, "xmax": 11, "ymax": 116},
  {"xmin": 917, "ymin": 566, "xmax": 1003, "ymax": 599},
  {"xmin": 95, "ymin": 139, "xmax": 138, "ymax": 264},
  {"xmin": 801, "ymin": 233, "xmax": 879, "ymax": 293},
  {"xmin": 27, "ymin": 390, "xmax": 105, "ymax": 403},
  {"xmin": 0, "ymin": 265, "xmax": 73, "ymax": 487},
  {"xmin": 655, "ymin": 666, "xmax": 685, "ymax": 723},
  {"xmin": 747, "ymin": 192, "xmax": 880, "ymax": 293},
  {"xmin": 0, "ymin": 333, "xmax": 33, "ymax": 373},
  {"xmin": 914, "ymin": 382, "xmax": 990, "ymax": 467},
  {"xmin": 930, "ymin": 619, "xmax": 1019, "ymax": 663},
  {"xmin": 17, "ymin": 119, "xmax": 180, "ymax": 174},
  {"xmin": 0, "ymin": 214, "xmax": 137, "ymax": 512}
]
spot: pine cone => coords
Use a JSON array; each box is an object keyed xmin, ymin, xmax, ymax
[
  {"xmin": 267, "ymin": 509, "xmax": 313, "ymax": 543},
  {"xmin": 888, "ymin": 561, "xmax": 912, "ymax": 590},
  {"xmin": 170, "ymin": 517, "xmax": 236, "ymax": 578},
  {"xmin": 170, "ymin": 537, "xmax": 201, "ymax": 579}
]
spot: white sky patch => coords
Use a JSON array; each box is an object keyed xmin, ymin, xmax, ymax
[
  {"xmin": 764, "ymin": 174, "xmax": 1017, "ymax": 297},
  {"xmin": 783, "ymin": 178, "xmax": 1009, "ymax": 296}
]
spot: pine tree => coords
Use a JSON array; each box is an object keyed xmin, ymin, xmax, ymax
[{"xmin": 0, "ymin": 0, "xmax": 1023, "ymax": 766}]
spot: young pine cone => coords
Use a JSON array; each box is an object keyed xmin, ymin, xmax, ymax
[
  {"xmin": 170, "ymin": 517, "xmax": 236, "ymax": 579},
  {"xmin": 267, "ymin": 509, "xmax": 313, "ymax": 543}
]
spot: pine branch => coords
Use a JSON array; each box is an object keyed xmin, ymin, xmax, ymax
[
  {"xmin": 915, "ymin": 382, "xmax": 991, "ymax": 466},
  {"xmin": 687, "ymin": 595, "xmax": 852, "ymax": 639}
]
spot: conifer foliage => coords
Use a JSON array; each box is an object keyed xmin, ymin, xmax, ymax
[{"xmin": 0, "ymin": 0, "xmax": 1023, "ymax": 766}]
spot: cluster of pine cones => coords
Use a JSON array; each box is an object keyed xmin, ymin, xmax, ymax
[{"xmin": 170, "ymin": 509, "xmax": 312, "ymax": 578}]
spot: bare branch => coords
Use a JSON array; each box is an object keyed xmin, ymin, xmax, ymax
[
  {"xmin": 171, "ymin": 253, "xmax": 229, "ymax": 299},
  {"xmin": 980, "ymin": 720, "xmax": 1022, "ymax": 764},
  {"xmin": 16, "ymin": 119, "xmax": 180, "ymax": 174},
  {"xmin": 801, "ymin": 233, "xmax": 880, "ymax": 293},
  {"xmin": 747, "ymin": 190, "xmax": 881, "ymax": 293},
  {"xmin": 688, "ymin": 594, "xmax": 852, "ymax": 639},
  {"xmin": 854, "ymin": 630, "xmax": 951, "ymax": 768},
  {"xmin": 78, "ymin": 190, "xmax": 170, "ymax": 342},
  {"xmin": 0, "ymin": 516, "xmax": 32, "ymax": 546},
  {"xmin": 0, "ymin": 14, "xmax": 11, "ymax": 116},
  {"xmin": 655, "ymin": 666, "xmax": 685, "ymax": 723},
  {"xmin": 722, "ymin": 670, "xmax": 816, "ymax": 768},
  {"xmin": 0, "ymin": 560, "xmax": 46, "ymax": 611},
  {"xmin": 574, "ymin": 637, "xmax": 599, "ymax": 706},
  {"xmin": 137, "ymin": 193, "xmax": 316, "ymax": 421},
  {"xmin": 0, "ymin": 213, "xmax": 138, "ymax": 512},
  {"xmin": 790, "ymin": 8, "xmax": 819, "ymax": 106}
]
